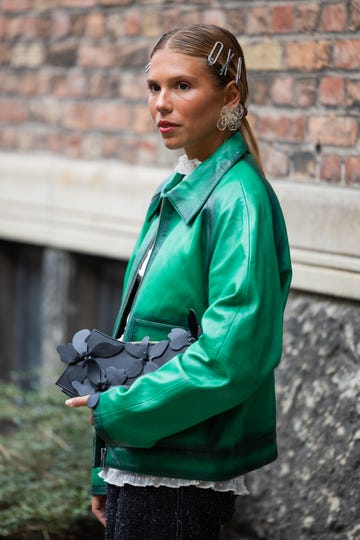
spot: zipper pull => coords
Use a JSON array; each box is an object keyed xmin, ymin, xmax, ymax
[{"xmin": 100, "ymin": 447, "xmax": 107, "ymax": 467}]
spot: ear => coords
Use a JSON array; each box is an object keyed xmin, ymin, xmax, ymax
[{"xmin": 223, "ymin": 80, "xmax": 240, "ymax": 107}]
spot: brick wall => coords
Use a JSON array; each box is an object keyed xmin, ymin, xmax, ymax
[{"xmin": 0, "ymin": 0, "xmax": 359, "ymax": 184}]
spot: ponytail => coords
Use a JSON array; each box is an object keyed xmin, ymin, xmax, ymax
[{"xmin": 239, "ymin": 118, "xmax": 263, "ymax": 172}]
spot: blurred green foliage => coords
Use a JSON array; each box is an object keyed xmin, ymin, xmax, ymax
[{"xmin": 0, "ymin": 382, "xmax": 103, "ymax": 539}]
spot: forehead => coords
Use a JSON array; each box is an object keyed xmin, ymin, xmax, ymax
[{"xmin": 149, "ymin": 50, "xmax": 209, "ymax": 79}]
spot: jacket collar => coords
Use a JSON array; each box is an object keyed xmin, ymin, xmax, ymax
[{"xmin": 147, "ymin": 133, "xmax": 249, "ymax": 224}]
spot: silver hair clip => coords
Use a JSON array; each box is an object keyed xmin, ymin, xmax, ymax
[
  {"xmin": 145, "ymin": 62, "xmax": 151, "ymax": 73},
  {"xmin": 219, "ymin": 48, "xmax": 235, "ymax": 77},
  {"xmin": 235, "ymin": 57, "xmax": 242, "ymax": 86},
  {"xmin": 206, "ymin": 41, "xmax": 224, "ymax": 66}
]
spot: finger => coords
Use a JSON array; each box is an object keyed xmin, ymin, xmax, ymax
[{"xmin": 65, "ymin": 395, "xmax": 90, "ymax": 408}]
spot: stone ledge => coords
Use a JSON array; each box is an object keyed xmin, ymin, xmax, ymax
[{"xmin": 0, "ymin": 152, "xmax": 359, "ymax": 300}]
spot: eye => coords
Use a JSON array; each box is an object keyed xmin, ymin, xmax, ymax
[
  {"xmin": 177, "ymin": 81, "xmax": 191, "ymax": 91},
  {"xmin": 147, "ymin": 82, "xmax": 160, "ymax": 93}
]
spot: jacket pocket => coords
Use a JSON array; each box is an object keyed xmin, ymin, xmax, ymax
[{"xmin": 126, "ymin": 316, "xmax": 187, "ymax": 342}]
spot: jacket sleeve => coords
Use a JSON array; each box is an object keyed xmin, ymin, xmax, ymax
[{"xmin": 93, "ymin": 174, "xmax": 291, "ymax": 449}]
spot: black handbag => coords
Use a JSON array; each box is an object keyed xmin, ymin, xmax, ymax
[{"xmin": 55, "ymin": 310, "xmax": 201, "ymax": 406}]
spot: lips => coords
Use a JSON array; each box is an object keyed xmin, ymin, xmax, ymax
[{"xmin": 157, "ymin": 120, "xmax": 179, "ymax": 134}]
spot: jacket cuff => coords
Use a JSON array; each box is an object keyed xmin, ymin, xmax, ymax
[{"xmin": 91, "ymin": 467, "xmax": 107, "ymax": 496}]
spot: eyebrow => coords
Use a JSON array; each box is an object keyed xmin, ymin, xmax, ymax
[{"xmin": 146, "ymin": 74, "xmax": 197, "ymax": 84}]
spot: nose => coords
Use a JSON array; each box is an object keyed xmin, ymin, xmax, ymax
[{"xmin": 155, "ymin": 89, "xmax": 172, "ymax": 113}]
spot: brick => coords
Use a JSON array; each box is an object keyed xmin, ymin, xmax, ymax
[
  {"xmin": 11, "ymin": 42, "xmax": 45, "ymax": 67},
  {"xmin": 0, "ymin": 73, "xmax": 19, "ymax": 93},
  {"xmin": 295, "ymin": 78, "xmax": 317, "ymax": 107},
  {"xmin": 0, "ymin": 15, "xmax": 5, "ymax": 36},
  {"xmin": 243, "ymin": 40, "xmax": 282, "ymax": 71},
  {"xmin": 37, "ymin": 70, "xmax": 54, "ymax": 93},
  {"xmin": 321, "ymin": 3, "xmax": 346, "ymax": 32},
  {"xmin": 91, "ymin": 102, "xmax": 130, "ymax": 131},
  {"xmin": 33, "ymin": 0, "xmax": 58, "ymax": 10},
  {"xmin": 293, "ymin": 151, "xmax": 316, "ymax": 178},
  {"xmin": 344, "ymin": 156, "xmax": 360, "ymax": 185},
  {"xmin": 0, "ymin": 43, "xmax": 11, "ymax": 65},
  {"xmin": 120, "ymin": 71, "xmax": 147, "ymax": 101},
  {"xmin": 62, "ymin": 0, "xmax": 96, "ymax": 7},
  {"xmin": 181, "ymin": 10, "xmax": 202, "ymax": 27},
  {"xmin": 20, "ymin": 71, "xmax": 39, "ymax": 94},
  {"xmin": 123, "ymin": 9, "xmax": 142, "ymax": 36},
  {"xmin": 271, "ymin": 76, "xmax": 294, "ymax": 105},
  {"xmin": 272, "ymin": 5, "xmax": 294, "ymax": 33},
  {"xmin": 309, "ymin": 117, "xmax": 358, "ymax": 147},
  {"xmin": 320, "ymin": 155, "xmax": 341, "ymax": 183},
  {"xmin": 2, "ymin": 0, "xmax": 32, "ymax": 11},
  {"xmin": 296, "ymin": 3, "xmax": 320, "ymax": 33},
  {"xmin": 249, "ymin": 76, "xmax": 271, "ymax": 105},
  {"xmin": 141, "ymin": 10, "xmax": 162, "ymax": 37},
  {"xmin": 48, "ymin": 130, "xmax": 64, "ymax": 154},
  {"xmin": 63, "ymin": 133, "xmax": 82, "ymax": 158},
  {"xmin": 285, "ymin": 40, "xmax": 331, "ymax": 71},
  {"xmin": 80, "ymin": 133, "xmax": 103, "ymax": 160},
  {"xmin": 255, "ymin": 114, "xmax": 305, "ymax": 142},
  {"xmin": 78, "ymin": 44, "xmax": 116, "ymax": 68},
  {"xmin": 66, "ymin": 71, "xmax": 88, "ymax": 98},
  {"xmin": 85, "ymin": 11, "xmax": 104, "ymax": 39},
  {"xmin": 116, "ymin": 41, "xmax": 149, "ymax": 68},
  {"xmin": 0, "ymin": 98, "xmax": 27, "ymax": 122},
  {"xmin": 102, "ymin": 135, "xmax": 121, "ymax": 158},
  {"xmin": 99, "ymin": 0, "xmax": 133, "ymax": 5},
  {"xmin": 23, "ymin": 16, "xmax": 52, "ymax": 39},
  {"xmin": 133, "ymin": 104, "xmax": 154, "ymax": 134},
  {"xmin": 319, "ymin": 77, "xmax": 344, "ymax": 106},
  {"xmin": 49, "ymin": 73, "xmax": 68, "ymax": 97},
  {"xmin": 334, "ymin": 39, "xmax": 360, "ymax": 69},
  {"xmin": 263, "ymin": 146, "xmax": 289, "ymax": 178},
  {"xmin": 246, "ymin": 7, "xmax": 270, "ymax": 35},
  {"xmin": 6, "ymin": 17, "xmax": 24, "ymax": 39},
  {"xmin": 46, "ymin": 43, "xmax": 77, "ymax": 67},
  {"xmin": 88, "ymin": 72, "xmax": 121, "ymax": 98},
  {"xmin": 349, "ymin": 1, "xmax": 360, "ymax": 31},
  {"xmin": 29, "ymin": 98, "xmax": 61, "ymax": 124},
  {"xmin": 70, "ymin": 13, "xmax": 86, "ymax": 37},
  {"xmin": 51, "ymin": 11, "xmax": 71, "ymax": 38},
  {"xmin": 0, "ymin": 127, "xmax": 17, "ymax": 149},
  {"xmin": 162, "ymin": 9, "xmax": 182, "ymax": 33},
  {"xmin": 225, "ymin": 8, "xmax": 246, "ymax": 34},
  {"xmin": 62, "ymin": 102, "xmax": 92, "ymax": 131},
  {"xmin": 346, "ymin": 79, "xmax": 360, "ymax": 107},
  {"xmin": 136, "ymin": 138, "xmax": 159, "ymax": 166},
  {"xmin": 106, "ymin": 13, "xmax": 125, "ymax": 40},
  {"xmin": 202, "ymin": 9, "xmax": 227, "ymax": 26}
]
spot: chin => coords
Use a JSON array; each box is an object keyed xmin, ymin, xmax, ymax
[{"xmin": 162, "ymin": 139, "xmax": 183, "ymax": 151}]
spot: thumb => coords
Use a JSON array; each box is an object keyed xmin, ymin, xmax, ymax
[{"xmin": 65, "ymin": 395, "xmax": 90, "ymax": 408}]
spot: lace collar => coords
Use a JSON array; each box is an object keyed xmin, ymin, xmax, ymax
[{"xmin": 175, "ymin": 154, "xmax": 202, "ymax": 176}]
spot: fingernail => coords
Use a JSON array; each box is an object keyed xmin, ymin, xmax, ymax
[{"xmin": 65, "ymin": 399, "xmax": 73, "ymax": 407}]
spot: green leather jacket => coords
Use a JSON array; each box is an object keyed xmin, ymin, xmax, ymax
[{"xmin": 92, "ymin": 133, "xmax": 292, "ymax": 495}]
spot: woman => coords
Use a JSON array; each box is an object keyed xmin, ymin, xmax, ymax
[{"xmin": 66, "ymin": 24, "xmax": 292, "ymax": 539}]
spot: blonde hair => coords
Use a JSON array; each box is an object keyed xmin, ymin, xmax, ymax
[{"xmin": 151, "ymin": 24, "xmax": 263, "ymax": 171}]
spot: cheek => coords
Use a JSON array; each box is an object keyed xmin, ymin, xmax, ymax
[{"xmin": 148, "ymin": 97, "xmax": 156, "ymax": 119}]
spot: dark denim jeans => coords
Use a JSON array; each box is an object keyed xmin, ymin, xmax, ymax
[{"xmin": 105, "ymin": 483, "xmax": 236, "ymax": 540}]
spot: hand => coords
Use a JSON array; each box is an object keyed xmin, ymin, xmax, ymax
[
  {"xmin": 65, "ymin": 395, "xmax": 93, "ymax": 425},
  {"xmin": 92, "ymin": 495, "xmax": 107, "ymax": 527}
]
